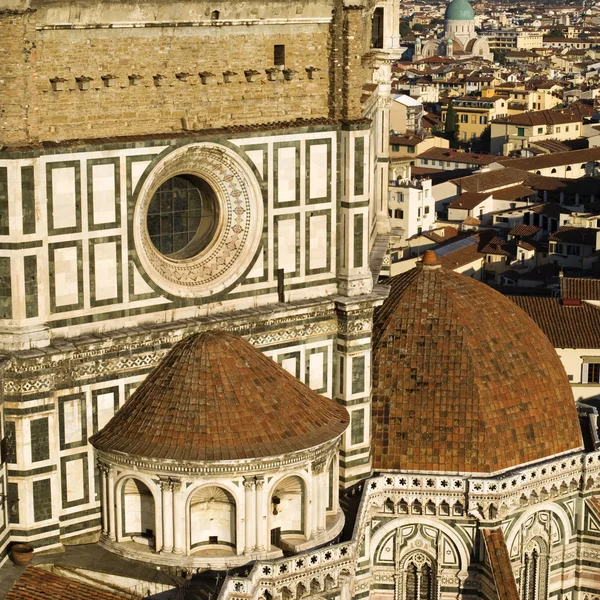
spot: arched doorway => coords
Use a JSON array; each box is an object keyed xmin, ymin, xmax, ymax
[
  {"xmin": 189, "ymin": 486, "xmax": 236, "ymax": 553},
  {"xmin": 121, "ymin": 478, "xmax": 156, "ymax": 546},
  {"xmin": 269, "ymin": 476, "xmax": 305, "ymax": 549}
]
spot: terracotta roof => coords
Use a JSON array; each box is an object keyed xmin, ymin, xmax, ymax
[
  {"xmin": 491, "ymin": 184, "xmax": 536, "ymax": 200},
  {"xmin": 418, "ymin": 148, "xmax": 499, "ymax": 165},
  {"xmin": 493, "ymin": 107, "xmax": 582, "ymax": 127},
  {"xmin": 6, "ymin": 567, "xmax": 126, "ymax": 600},
  {"xmin": 390, "ymin": 133, "xmax": 427, "ymax": 146},
  {"xmin": 371, "ymin": 258, "xmax": 582, "ymax": 474},
  {"xmin": 509, "ymin": 224, "xmax": 541, "ymax": 237},
  {"xmin": 499, "ymin": 147, "xmax": 600, "ymax": 172},
  {"xmin": 550, "ymin": 226, "xmax": 599, "ymax": 245},
  {"xmin": 480, "ymin": 236, "xmax": 516, "ymax": 257},
  {"xmin": 422, "ymin": 226, "xmax": 459, "ymax": 244},
  {"xmin": 509, "ymin": 296, "xmax": 600, "ymax": 348},
  {"xmin": 90, "ymin": 331, "xmax": 349, "ymax": 462},
  {"xmin": 482, "ymin": 529, "xmax": 520, "ymax": 600},
  {"xmin": 448, "ymin": 191, "xmax": 490, "ymax": 210},
  {"xmin": 561, "ymin": 276, "xmax": 600, "ymax": 300},
  {"xmin": 437, "ymin": 235, "xmax": 484, "ymax": 269},
  {"xmin": 531, "ymin": 139, "xmax": 572, "ymax": 153},
  {"xmin": 462, "ymin": 216, "xmax": 481, "ymax": 225},
  {"xmin": 452, "ymin": 167, "xmax": 527, "ymax": 193}
]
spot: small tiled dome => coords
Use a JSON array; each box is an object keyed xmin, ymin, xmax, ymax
[
  {"xmin": 90, "ymin": 332, "xmax": 348, "ymax": 462},
  {"xmin": 372, "ymin": 254, "xmax": 582, "ymax": 475}
]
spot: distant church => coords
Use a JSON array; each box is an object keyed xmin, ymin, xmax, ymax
[{"xmin": 413, "ymin": 0, "xmax": 493, "ymax": 62}]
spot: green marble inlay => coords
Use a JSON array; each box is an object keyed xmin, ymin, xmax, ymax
[
  {"xmin": 354, "ymin": 137, "xmax": 365, "ymax": 196},
  {"xmin": 30, "ymin": 417, "xmax": 50, "ymax": 463},
  {"xmin": 0, "ymin": 168, "xmax": 8, "ymax": 236},
  {"xmin": 21, "ymin": 166, "xmax": 36, "ymax": 235},
  {"xmin": 4, "ymin": 421, "xmax": 16, "ymax": 464},
  {"xmin": 24, "ymin": 255, "xmax": 38, "ymax": 318},
  {"xmin": 351, "ymin": 355, "xmax": 365, "ymax": 394},
  {"xmin": 353, "ymin": 214, "xmax": 364, "ymax": 269},
  {"xmin": 33, "ymin": 479, "xmax": 52, "ymax": 522},
  {"xmin": 7, "ymin": 482, "xmax": 19, "ymax": 524},
  {"xmin": 351, "ymin": 408, "xmax": 365, "ymax": 445},
  {"xmin": 0, "ymin": 257, "xmax": 11, "ymax": 319}
]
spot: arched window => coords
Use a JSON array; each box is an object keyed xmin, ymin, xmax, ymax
[
  {"xmin": 551, "ymin": 168, "xmax": 557, "ymax": 174},
  {"xmin": 566, "ymin": 166, "xmax": 572, "ymax": 172},
  {"xmin": 270, "ymin": 476, "xmax": 305, "ymax": 548},
  {"xmin": 121, "ymin": 478, "xmax": 155, "ymax": 545},
  {"xmin": 211, "ymin": 10, "xmax": 220, "ymax": 19},
  {"xmin": 520, "ymin": 539, "xmax": 549, "ymax": 600},
  {"xmin": 189, "ymin": 486, "xmax": 236, "ymax": 553},
  {"xmin": 400, "ymin": 553, "xmax": 437, "ymax": 600}
]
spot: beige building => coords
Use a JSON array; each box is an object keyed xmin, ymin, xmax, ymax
[
  {"xmin": 491, "ymin": 109, "xmax": 584, "ymax": 155},
  {"xmin": 482, "ymin": 29, "xmax": 544, "ymax": 51},
  {"xmin": 390, "ymin": 94, "xmax": 424, "ymax": 133},
  {"xmin": 442, "ymin": 94, "xmax": 508, "ymax": 142}
]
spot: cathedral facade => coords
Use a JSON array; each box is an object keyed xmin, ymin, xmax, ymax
[
  {"xmin": 413, "ymin": 0, "xmax": 493, "ymax": 63},
  {"xmin": 1, "ymin": 0, "xmax": 600, "ymax": 599}
]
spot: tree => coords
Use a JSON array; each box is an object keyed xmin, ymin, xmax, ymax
[
  {"xmin": 492, "ymin": 49, "xmax": 507, "ymax": 65},
  {"xmin": 444, "ymin": 102, "xmax": 459, "ymax": 148},
  {"xmin": 547, "ymin": 28, "xmax": 565, "ymax": 38},
  {"xmin": 412, "ymin": 23, "xmax": 426, "ymax": 33},
  {"xmin": 399, "ymin": 20, "xmax": 411, "ymax": 38}
]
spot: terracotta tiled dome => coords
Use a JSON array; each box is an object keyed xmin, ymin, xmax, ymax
[
  {"xmin": 90, "ymin": 331, "xmax": 349, "ymax": 462},
  {"xmin": 372, "ymin": 255, "xmax": 583, "ymax": 475}
]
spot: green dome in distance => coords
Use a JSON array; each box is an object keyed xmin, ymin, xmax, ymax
[{"xmin": 444, "ymin": 0, "xmax": 474, "ymax": 21}]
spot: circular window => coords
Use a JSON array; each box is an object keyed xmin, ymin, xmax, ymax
[
  {"xmin": 146, "ymin": 175, "xmax": 219, "ymax": 260},
  {"xmin": 132, "ymin": 143, "xmax": 264, "ymax": 298}
]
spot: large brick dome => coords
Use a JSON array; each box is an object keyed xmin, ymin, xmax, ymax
[
  {"xmin": 90, "ymin": 331, "xmax": 348, "ymax": 462},
  {"xmin": 372, "ymin": 253, "xmax": 582, "ymax": 475}
]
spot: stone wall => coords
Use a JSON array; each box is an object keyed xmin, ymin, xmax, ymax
[{"xmin": 0, "ymin": 0, "xmax": 381, "ymax": 146}]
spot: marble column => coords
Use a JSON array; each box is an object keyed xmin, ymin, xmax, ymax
[
  {"xmin": 98, "ymin": 462, "xmax": 109, "ymax": 535},
  {"xmin": 318, "ymin": 468, "xmax": 327, "ymax": 532},
  {"xmin": 160, "ymin": 479, "xmax": 174, "ymax": 553},
  {"xmin": 312, "ymin": 459, "xmax": 326, "ymax": 535},
  {"xmin": 107, "ymin": 465, "xmax": 116, "ymax": 541},
  {"xmin": 172, "ymin": 480, "xmax": 184, "ymax": 555},
  {"xmin": 244, "ymin": 477, "xmax": 256, "ymax": 553},
  {"xmin": 255, "ymin": 477, "xmax": 265, "ymax": 551}
]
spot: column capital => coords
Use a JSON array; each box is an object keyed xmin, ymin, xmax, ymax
[
  {"xmin": 97, "ymin": 460, "xmax": 112, "ymax": 475},
  {"xmin": 157, "ymin": 477, "xmax": 180, "ymax": 492},
  {"xmin": 255, "ymin": 477, "xmax": 265, "ymax": 490},
  {"xmin": 243, "ymin": 476, "xmax": 256, "ymax": 490},
  {"xmin": 312, "ymin": 458, "xmax": 327, "ymax": 474}
]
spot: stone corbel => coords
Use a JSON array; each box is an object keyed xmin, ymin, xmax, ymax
[
  {"xmin": 75, "ymin": 76, "xmax": 93, "ymax": 91},
  {"xmin": 101, "ymin": 74, "xmax": 118, "ymax": 87},
  {"xmin": 128, "ymin": 74, "xmax": 143, "ymax": 86},
  {"xmin": 266, "ymin": 68, "xmax": 282, "ymax": 81},
  {"xmin": 199, "ymin": 71, "xmax": 216, "ymax": 84},
  {"xmin": 223, "ymin": 70, "xmax": 238, "ymax": 83},
  {"xmin": 244, "ymin": 70, "xmax": 261, "ymax": 83},
  {"xmin": 305, "ymin": 66, "xmax": 322, "ymax": 80},
  {"xmin": 50, "ymin": 77, "xmax": 67, "ymax": 92}
]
